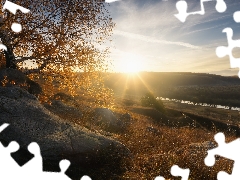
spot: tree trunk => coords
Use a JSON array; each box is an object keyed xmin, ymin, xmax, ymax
[
  {"xmin": 0, "ymin": 30, "xmax": 17, "ymax": 69},
  {"xmin": 4, "ymin": 46, "xmax": 17, "ymax": 69}
]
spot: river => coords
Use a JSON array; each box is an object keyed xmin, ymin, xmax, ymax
[{"xmin": 157, "ymin": 97, "xmax": 240, "ymax": 111}]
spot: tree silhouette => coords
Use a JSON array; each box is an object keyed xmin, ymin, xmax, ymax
[
  {"xmin": 0, "ymin": 0, "xmax": 114, "ymax": 105},
  {"xmin": 140, "ymin": 92, "xmax": 165, "ymax": 112}
]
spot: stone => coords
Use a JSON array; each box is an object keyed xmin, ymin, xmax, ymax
[
  {"xmin": 44, "ymin": 100, "xmax": 82, "ymax": 123},
  {"xmin": 0, "ymin": 87, "xmax": 129, "ymax": 179},
  {"xmin": 0, "ymin": 68, "xmax": 42, "ymax": 96},
  {"xmin": 94, "ymin": 108, "xmax": 125, "ymax": 133}
]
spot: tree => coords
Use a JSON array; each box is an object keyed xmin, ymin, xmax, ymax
[
  {"xmin": 0, "ymin": 0, "xmax": 114, "ymax": 105},
  {"xmin": 140, "ymin": 92, "xmax": 165, "ymax": 112}
]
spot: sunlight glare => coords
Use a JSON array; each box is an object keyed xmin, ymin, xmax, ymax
[{"xmin": 120, "ymin": 53, "xmax": 144, "ymax": 73}]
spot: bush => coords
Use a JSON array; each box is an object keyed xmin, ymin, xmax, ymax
[{"xmin": 140, "ymin": 92, "xmax": 165, "ymax": 112}]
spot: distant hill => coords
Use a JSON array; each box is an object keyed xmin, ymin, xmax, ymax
[
  {"xmin": 104, "ymin": 72, "xmax": 240, "ymax": 107},
  {"xmin": 105, "ymin": 72, "xmax": 240, "ymax": 87}
]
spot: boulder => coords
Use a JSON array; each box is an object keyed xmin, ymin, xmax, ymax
[
  {"xmin": 119, "ymin": 112, "xmax": 132, "ymax": 123},
  {"xmin": 0, "ymin": 87, "xmax": 129, "ymax": 179},
  {"xmin": 94, "ymin": 108, "xmax": 125, "ymax": 133},
  {"xmin": 0, "ymin": 68, "xmax": 42, "ymax": 96},
  {"xmin": 52, "ymin": 92, "xmax": 75, "ymax": 102},
  {"xmin": 44, "ymin": 100, "xmax": 82, "ymax": 123},
  {"xmin": 146, "ymin": 126, "xmax": 162, "ymax": 135}
]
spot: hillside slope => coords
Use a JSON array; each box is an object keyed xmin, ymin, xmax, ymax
[{"xmin": 104, "ymin": 72, "xmax": 240, "ymax": 107}]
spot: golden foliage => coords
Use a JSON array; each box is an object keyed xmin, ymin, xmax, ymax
[{"xmin": 0, "ymin": 0, "xmax": 114, "ymax": 106}]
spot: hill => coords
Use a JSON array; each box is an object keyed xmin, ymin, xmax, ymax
[{"xmin": 104, "ymin": 72, "xmax": 240, "ymax": 107}]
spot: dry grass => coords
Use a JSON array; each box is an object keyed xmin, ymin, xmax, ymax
[
  {"xmin": 112, "ymin": 110, "xmax": 235, "ymax": 179},
  {"xmin": 164, "ymin": 101, "xmax": 240, "ymax": 125},
  {"xmin": 45, "ymin": 95, "xmax": 236, "ymax": 179}
]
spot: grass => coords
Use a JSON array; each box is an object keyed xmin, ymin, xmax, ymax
[
  {"xmin": 44, "ymin": 94, "xmax": 237, "ymax": 179},
  {"xmin": 164, "ymin": 101, "xmax": 240, "ymax": 125},
  {"xmin": 113, "ymin": 108, "xmax": 234, "ymax": 179}
]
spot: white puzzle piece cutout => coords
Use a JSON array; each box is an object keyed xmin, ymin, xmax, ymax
[
  {"xmin": 171, "ymin": 165, "xmax": 190, "ymax": 180},
  {"xmin": 205, "ymin": 132, "xmax": 240, "ymax": 180},
  {"xmin": 0, "ymin": 123, "xmax": 92, "ymax": 180},
  {"xmin": 215, "ymin": 27, "xmax": 240, "ymax": 78},
  {"xmin": 0, "ymin": 1, "xmax": 30, "ymax": 51},
  {"xmin": 175, "ymin": 0, "xmax": 227, "ymax": 22},
  {"xmin": 154, "ymin": 176, "xmax": 165, "ymax": 180},
  {"xmin": 216, "ymin": 10, "xmax": 240, "ymax": 78},
  {"xmin": 3, "ymin": 0, "xmax": 30, "ymax": 15},
  {"xmin": 0, "ymin": 44, "xmax": 7, "ymax": 51},
  {"xmin": 155, "ymin": 164, "xmax": 190, "ymax": 180},
  {"xmin": 2, "ymin": 0, "xmax": 30, "ymax": 32}
]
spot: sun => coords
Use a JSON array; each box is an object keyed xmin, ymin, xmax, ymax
[
  {"xmin": 125, "ymin": 60, "xmax": 139, "ymax": 73},
  {"xmin": 119, "ymin": 53, "xmax": 144, "ymax": 74}
]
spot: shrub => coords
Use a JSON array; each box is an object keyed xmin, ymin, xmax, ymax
[{"xmin": 140, "ymin": 92, "xmax": 165, "ymax": 112}]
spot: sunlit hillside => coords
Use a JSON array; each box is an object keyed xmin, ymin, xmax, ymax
[{"xmin": 104, "ymin": 72, "xmax": 240, "ymax": 107}]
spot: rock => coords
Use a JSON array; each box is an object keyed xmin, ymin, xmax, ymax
[
  {"xmin": 94, "ymin": 108, "xmax": 125, "ymax": 133},
  {"xmin": 146, "ymin": 126, "xmax": 162, "ymax": 135},
  {"xmin": 52, "ymin": 92, "xmax": 75, "ymax": 102},
  {"xmin": 119, "ymin": 113, "xmax": 132, "ymax": 122},
  {"xmin": 0, "ymin": 68, "xmax": 42, "ymax": 96},
  {"xmin": 119, "ymin": 112, "xmax": 132, "ymax": 127},
  {"xmin": 44, "ymin": 100, "xmax": 82, "ymax": 123},
  {"xmin": 0, "ymin": 87, "xmax": 130, "ymax": 179}
]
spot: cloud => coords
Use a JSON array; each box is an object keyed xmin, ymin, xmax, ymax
[
  {"xmin": 106, "ymin": 0, "xmax": 240, "ymax": 74},
  {"xmin": 181, "ymin": 22, "xmax": 230, "ymax": 36},
  {"xmin": 114, "ymin": 30, "xmax": 202, "ymax": 50}
]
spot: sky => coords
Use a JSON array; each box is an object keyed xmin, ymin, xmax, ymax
[{"xmin": 105, "ymin": 0, "xmax": 240, "ymax": 76}]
